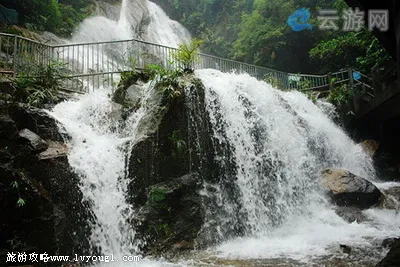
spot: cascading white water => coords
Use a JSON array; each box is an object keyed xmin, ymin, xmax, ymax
[
  {"xmin": 198, "ymin": 67, "xmax": 374, "ymax": 235},
  {"xmin": 45, "ymin": 0, "xmax": 400, "ymax": 265},
  {"xmin": 51, "ymin": 89, "xmax": 137, "ymax": 257},
  {"xmin": 196, "ymin": 69, "xmax": 400, "ymax": 263},
  {"xmin": 57, "ymin": 0, "xmax": 191, "ymax": 91},
  {"xmin": 49, "ymin": 1, "xmax": 192, "ymax": 265},
  {"xmin": 146, "ymin": 1, "xmax": 191, "ymax": 48},
  {"xmin": 71, "ymin": 0, "xmax": 190, "ymax": 46},
  {"xmin": 50, "ymin": 86, "xmax": 189, "ymax": 267}
]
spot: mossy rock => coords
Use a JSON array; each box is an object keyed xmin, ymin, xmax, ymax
[{"xmin": 149, "ymin": 187, "xmax": 169, "ymax": 203}]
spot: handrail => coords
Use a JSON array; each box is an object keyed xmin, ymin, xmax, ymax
[
  {"xmin": 0, "ymin": 32, "xmax": 375, "ymax": 94},
  {"xmin": 0, "ymin": 32, "xmax": 48, "ymax": 45}
]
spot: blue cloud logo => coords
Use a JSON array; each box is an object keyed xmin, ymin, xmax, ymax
[
  {"xmin": 287, "ymin": 8, "xmax": 313, "ymax": 32},
  {"xmin": 353, "ymin": 71, "xmax": 361, "ymax": 81}
]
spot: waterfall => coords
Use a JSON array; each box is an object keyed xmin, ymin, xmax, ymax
[
  {"xmin": 50, "ymin": 85, "xmax": 188, "ymax": 267},
  {"xmin": 45, "ymin": 0, "xmax": 400, "ymax": 265},
  {"xmin": 197, "ymin": 69, "xmax": 400, "ymax": 262},
  {"xmin": 51, "ymin": 89, "xmax": 138, "ymax": 257},
  {"xmin": 71, "ymin": 0, "xmax": 190, "ymax": 46},
  {"xmin": 49, "ymin": 1, "xmax": 191, "ymax": 265},
  {"xmin": 146, "ymin": 1, "xmax": 191, "ymax": 48},
  {"xmin": 198, "ymin": 69, "xmax": 374, "ymax": 235}
]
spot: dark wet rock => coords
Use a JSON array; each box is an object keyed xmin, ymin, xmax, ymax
[
  {"xmin": 113, "ymin": 83, "xmax": 143, "ymax": 108},
  {"xmin": 0, "ymin": 115, "xmax": 19, "ymax": 140},
  {"xmin": 7, "ymin": 104, "xmax": 64, "ymax": 141},
  {"xmin": 382, "ymin": 238, "xmax": 400, "ymax": 249},
  {"xmin": 112, "ymin": 71, "xmax": 151, "ymax": 108},
  {"xmin": 19, "ymin": 128, "xmax": 48, "ymax": 152},
  {"xmin": 127, "ymin": 73, "xmax": 220, "ymax": 253},
  {"xmin": 334, "ymin": 206, "xmax": 368, "ymax": 223},
  {"xmin": 321, "ymin": 168, "xmax": 382, "ymax": 209},
  {"xmin": 340, "ymin": 244, "xmax": 352, "ymax": 254},
  {"xmin": 360, "ymin": 139, "xmax": 380, "ymax": 157},
  {"xmin": 0, "ymin": 104, "xmax": 90, "ymax": 266},
  {"xmin": 376, "ymin": 238, "xmax": 400, "ymax": 267},
  {"xmin": 135, "ymin": 173, "xmax": 204, "ymax": 253}
]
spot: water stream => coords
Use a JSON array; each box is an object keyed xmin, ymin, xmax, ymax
[{"xmin": 48, "ymin": 1, "xmax": 399, "ymax": 266}]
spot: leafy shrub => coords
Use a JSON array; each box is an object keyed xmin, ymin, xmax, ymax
[
  {"xmin": 327, "ymin": 83, "xmax": 353, "ymax": 108},
  {"xmin": 144, "ymin": 64, "xmax": 182, "ymax": 103},
  {"xmin": 173, "ymin": 39, "xmax": 204, "ymax": 72},
  {"xmin": 9, "ymin": 61, "xmax": 64, "ymax": 107},
  {"xmin": 169, "ymin": 130, "xmax": 186, "ymax": 155},
  {"xmin": 264, "ymin": 73, "xmax": 285, "ymax": 90}
]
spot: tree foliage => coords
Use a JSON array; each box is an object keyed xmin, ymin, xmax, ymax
[
  {"xmin": 155, "ymin": 0, "xmax": 392, "ymax": 74},
  {"xmin": 2, "ymin": 0, "xmax": 393, "ymax": 75},
  {"xmin": 2, "ymin": 0, "xmax": 92, "ymax": 36},
  {"xmin": 310, "ymin": 31, "xmax": 391, "ymax": 73}
]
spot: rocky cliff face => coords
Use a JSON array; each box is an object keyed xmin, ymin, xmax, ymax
[
  {"xmin": 114, "ymin": 72, "xmax": 219, "ymax": 253},
  {"xmin": 0, "ymin": 104, "xmax": 91, "ymax": 265}
]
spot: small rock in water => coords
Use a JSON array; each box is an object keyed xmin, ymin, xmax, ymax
[
  {"xmin": 334, "ymin": 206, "xmax": 367, "ymax": 223},
  {"xmin": 382, "ymin": 238, "xmax": 400, "ymax": 249},
  {"xmin": 340, "ymin": 244, "xmax": 352, "ymax": 254}
]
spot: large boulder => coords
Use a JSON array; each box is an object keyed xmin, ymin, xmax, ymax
[
  {"xmin": 134, "ymin": 173, "xmax": 204, "ymax": 253},
  {"xmin": 0, "ymin": 104, "xmax": 91, "ymax": 266},
  {"xmin": 126, "ymin": 73, "xmax": 219, "ymax": 253},
  {"xmin": 321, "ymin": 168, "xmax": 382, "ymax": 209}
]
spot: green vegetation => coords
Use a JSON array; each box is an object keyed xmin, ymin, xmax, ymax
[
  {"xmin": 169, "ymin": 130, "xmax": 187, "ymax": 155},
  {"xmin": 310, "ymin": 31, "xmax": 391, "ymax": 74},
  {"xmin": 2, "ymin": 0, "xmax": 92, "ymax": 37},
  {"xmin": 2, "ymin": 61, "xmax": 64, "ymax": 108},
  {"xmin": 144, "ymin": 64, "xmax": 183, "ymax": 104},
  {"xmin": 149, "ymin": 187, "xmax": 169, "ymax": 202},
  {"xmin": 173, "ymin": 39, "xmax": 204, "ymax": 72},
  {"xmin": 10, "ymin": 180, "xmax": 25, "ymax": 208},
  {"xmin": 154, "ymin": 0, "xmax": 391, "ymax": 74},
  {"xmin": 327, "ymin": 83, "xmax": 353, "ymax": 108}
]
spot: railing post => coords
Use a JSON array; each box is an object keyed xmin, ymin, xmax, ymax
[
  {"xmin": 348, "ymin": 68, "xmax": 354, "ymax": 88},
  {"xmin": 12, "ymin": 35, "xmax": 17, "ymax": 77},
  {"xmin": 350, "ymin": 68, "xmax": 359, "ymax": 114},
  {"xmin": 371, "ymin": 69, "xmax": 379, "ymax": 92},
  {"xmin": 327, "ymin": 72, "xmax": 332, "ymax": 90}
]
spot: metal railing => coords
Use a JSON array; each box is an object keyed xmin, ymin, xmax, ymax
[{"xmin": 0, "ymin": 32, "xmax": 373, "ymax": 94}]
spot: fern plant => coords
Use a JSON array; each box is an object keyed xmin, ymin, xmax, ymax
[
  {"xmin": 169, "ymin": 130, "xmax": 186, "ymax": 155},
  {"xmin": 173, "ymin": 39, "xmax": 204, "ymax": 72},
  {"xmin": 144, "ymin": 64, "xmax": 182, "ymax": 103},
  {"xmin": 11, "ymin": 61, "xmax": 65, "ymax": 108}
]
